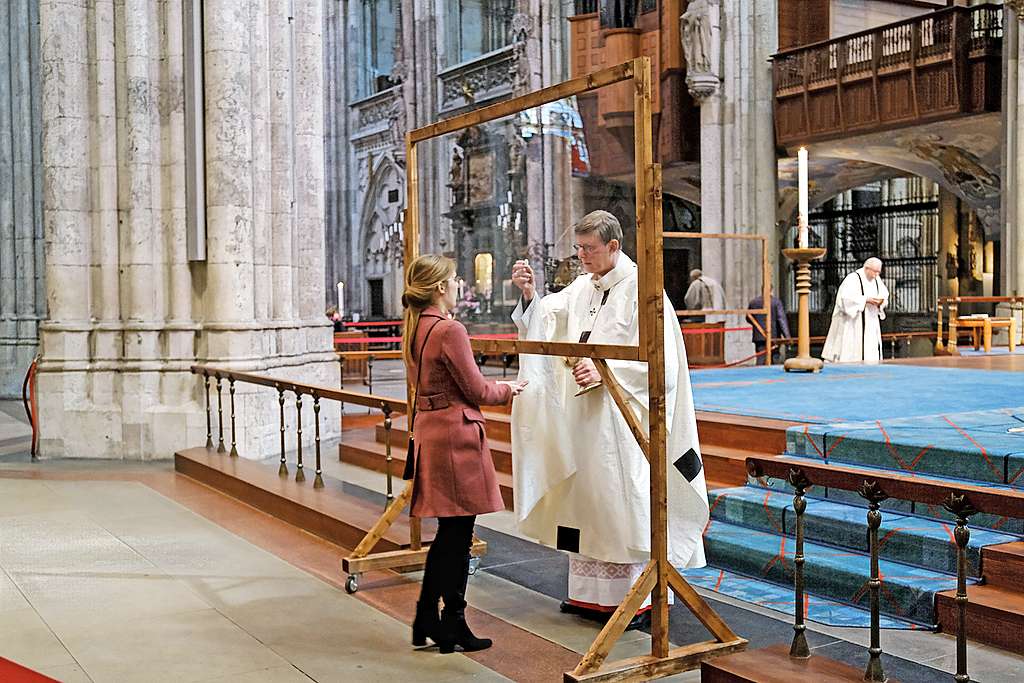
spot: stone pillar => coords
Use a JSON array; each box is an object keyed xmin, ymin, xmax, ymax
[
  {"xmin": 36, "ymin": 0, "xmax": 337, "ymax": 460},
  {"xmin": 1002, "ymin": 5, "xmax": 1024, "ymax": 296},
  {"xmin": 0, "ymin": 0, "xmax": 45, "ymax": 398},
  {"xmin": 687, "ymin": 0, "xmax": 778, "ymax": 362}
]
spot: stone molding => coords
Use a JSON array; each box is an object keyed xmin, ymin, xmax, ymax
[
  {"xmin": 1006, "ymin": 1, "xmax": 1024, "ymax": 20},
  {"xmin": 438, "ymin": 45, "xmax": 516, "ymax": 113},
  {"xmin": 351, "ymin": 85, "xmax": 402, "ymax": 131}
]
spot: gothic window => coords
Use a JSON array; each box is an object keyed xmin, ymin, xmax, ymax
[
  {"xmin": 358, "ymin": 0, "xmax": 399, "ymax": 98},
  {"xmin": 444, "ymin": 0, "xmax": 514, "ymax": 67}
]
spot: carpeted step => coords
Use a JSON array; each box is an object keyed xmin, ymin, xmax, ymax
[
  {"xmin": 703, "ymin": 520, "xmax": 968, "ymax": 625},
  {"xmin": 708, "ymin": 486, "xmax": 1020, "ymax": 578},
  {"xmin": 682, "ymin": 567, "xmax": 919, "ymax": 629},
  {"xmin": 786, "ymin": 410, "xmax": 1024, "ymax": 489}
]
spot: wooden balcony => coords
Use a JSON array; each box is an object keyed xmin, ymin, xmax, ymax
[{"xmin": 772, "ymin": 4, "xmax": 1003, "ymax": 148}]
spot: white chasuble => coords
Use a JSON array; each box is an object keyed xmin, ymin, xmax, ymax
[
  {"xmin": 510, "ymin": 253, "xmax": 709, "ymax": 575},
  {"xmin": 821, "ymin": 268, "xmax": 890, "ymax": 364}
]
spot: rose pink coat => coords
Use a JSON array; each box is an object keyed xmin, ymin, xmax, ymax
[{"xmin": 408, "ymin": 307, "xmax": 511, "ymax": 518}]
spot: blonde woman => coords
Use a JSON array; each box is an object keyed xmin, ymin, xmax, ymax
[{"xmin": 402, "ymin": 254, "xmax": 527, "ymax": 653}]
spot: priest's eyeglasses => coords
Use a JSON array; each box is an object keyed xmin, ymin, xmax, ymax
[{"xmin": 573, "ymin": 242, "xmax": 604, "ymax": 255}]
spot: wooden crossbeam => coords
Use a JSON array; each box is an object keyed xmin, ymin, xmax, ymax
[
  {"xmin": 593, "ymin": 359, "xmax": 650, "ymax": 462},
  {"xmin": 343, "ymin": 538, "xmax": 487, "ymax": 575},
  {"xmin": 572, "ymin": 561, "xmax": 658, "ymax": 677},
  {"xmin": 348, "ymin": 481, "xmax": 414, "ymax": 558},
  {"xmin": 564, "ymin": 639, "xmax": 748, "ymax": 683}
]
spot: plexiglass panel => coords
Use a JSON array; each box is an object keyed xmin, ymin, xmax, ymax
[{"xmin": 413, "ymin": 91, "xmax": 639, "ymax": 341}]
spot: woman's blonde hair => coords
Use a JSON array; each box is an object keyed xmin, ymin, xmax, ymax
[{"xmin": 401, "ymin": 254, "xmax": 456, "ymax": 367}]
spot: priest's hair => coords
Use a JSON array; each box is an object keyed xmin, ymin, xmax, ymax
[
  {"xmin": 401, "ymin": 254, "xmax": 456, "ymax": 367},
  {"xmin": 574, "ymin": 210, "xmax": 622, "ymax": 244},
  {"xmin": 864, "ymin": 257, "xmax": 883, "ymax": 270}
]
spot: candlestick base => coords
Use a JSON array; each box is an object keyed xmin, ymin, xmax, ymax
[
  {"xmin": 784, "ymin": 356, "xmax": 824, "ymax": 373},
  {"xmin": 782, "ymin": 247, "xmax": 827, "ymax": 374}
]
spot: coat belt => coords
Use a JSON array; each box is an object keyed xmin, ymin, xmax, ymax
[{"xmin": 416, "ymin": 394, "xmax": 450, "ymax": 411}]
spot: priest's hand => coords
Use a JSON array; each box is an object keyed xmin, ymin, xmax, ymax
[
  {"xmin": 866, "ymin": 297, "xmax": 883, "ymax": 307},
  {"xmin": 512, "ymin": 260, "xmax": 536, "ymax": 303},
  {"xmin": 498, "ymin": 379, "xmax": 529, "ymax": 397},
  {"xmin": 571, "ymin": 359, "xmax": 601, "ymax": 388}
]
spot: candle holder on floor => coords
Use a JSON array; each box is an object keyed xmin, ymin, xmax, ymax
[{"xmin": 783, "ymin": 247, "xmax": 826, "ymax": 373}]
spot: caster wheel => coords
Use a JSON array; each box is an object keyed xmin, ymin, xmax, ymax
[
  {"xmin": 468, "ymin": 556, "xmax": 481, "ymax": 575},
  {"xmin": 345, "ymin": 574, "xmax": 359, "ymax": 594}
]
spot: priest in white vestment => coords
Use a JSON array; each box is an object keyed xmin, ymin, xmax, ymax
[
  {"xmin": 509, "ymin": 210, "xmax": 709, "ymax": 627},
  {"xmin": 822, "ymin": 257, "xmax": 889, "ymax": 364}
]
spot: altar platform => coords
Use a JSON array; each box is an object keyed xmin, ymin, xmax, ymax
[{"xmin": 687, "ymin": 356, "xmax": 1024, "ymax": 647}]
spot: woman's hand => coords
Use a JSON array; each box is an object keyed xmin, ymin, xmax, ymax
[{"xmin": 498, "ymin": 380, "xmax": 529, "ymax": 397}]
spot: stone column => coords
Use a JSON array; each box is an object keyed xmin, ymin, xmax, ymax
[
  {"xmin": 687, "ymin": 0, "xmax": 778, "ymax": 362},
  {"xmin": 1003, "ymin": 5, "xmax": 1024, "ymax": 296},
  {"xmin": 0, "ymin": 0, "xmax": 45, "ymax": 398}
]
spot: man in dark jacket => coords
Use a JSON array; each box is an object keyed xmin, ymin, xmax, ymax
[{"xmin": 747, "ymin": 286, "xmax": 790, "ymax": 365}]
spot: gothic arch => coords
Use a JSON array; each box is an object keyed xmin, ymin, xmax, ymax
[{"xmin": 359, "ymin": 156, "xmax": 406, "ymax": 318}]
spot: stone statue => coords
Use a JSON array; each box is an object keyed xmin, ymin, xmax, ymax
[{"xmin": 681, "ymin": 0, "xmax": 714, "ymax": 74}]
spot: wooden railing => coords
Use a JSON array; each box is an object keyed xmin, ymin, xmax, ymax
[
  {"xmin": 746, "ymin": 455, "xmax": 1024, "ymax": 682},
  {"xmin": 773, "ymin": 4, "xmax": 1003, "ymax": 146}
]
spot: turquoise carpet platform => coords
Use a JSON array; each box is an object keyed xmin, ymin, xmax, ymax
[
  {"xmin": 689, "ymin": 362, "xmax": 1024, "ymax": 629},
  {"xmin": 690, "ymin": 364, "xmax": 1023, "ymax": 423}
]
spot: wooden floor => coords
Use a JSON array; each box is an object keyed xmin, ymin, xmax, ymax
[{"xmin": 891, "ymin": 353, "xmax": 1024, "ymax": 372}]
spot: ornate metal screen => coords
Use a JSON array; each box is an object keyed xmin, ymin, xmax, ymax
[{"xmin": 787, "ymin": 179, "xmax": 940, "ymax": 315}]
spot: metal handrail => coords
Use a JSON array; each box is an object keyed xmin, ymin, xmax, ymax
[
  {"xmin": 746, "ymin": 454, "xmax": 1024, "ymax": 682},
  {"xmin": 189, "ymin": 364, "xmax": 406, "ymax": 501}
]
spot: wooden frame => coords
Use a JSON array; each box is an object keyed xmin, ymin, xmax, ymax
[
  {"xmin": 400, "ymin": 57, "xmax": 745, "ymax": 681},
  {"xmin": 666, "ymin": 231, "xmax": 773, "ymax": 366}
]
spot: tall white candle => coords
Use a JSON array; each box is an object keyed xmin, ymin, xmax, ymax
[
  {"xmin": 337, "ymin": 282, "xmax": 344, "ymax": 319},
  {"xmin": 798, "ymin": 147, "xmax": 809, "ymax": 248}
]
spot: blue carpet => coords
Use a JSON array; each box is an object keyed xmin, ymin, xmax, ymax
[
  {"xmin": 689, "ymin": 364, "xmax": 1024, "ymax": 424},
  {"xmin": 681, "ymin": 567, "xmax": 922, "ymax": 630},
  {"xmin": 787, "ymin": 408, "xmax": 1024, "ymax": 486},
  {"xmin": 708, "ymin": 486, "xmax": 1020, "ymax": 578},
  {"xmin": 703, "ymin": 520, "xmax": 967, "ymax": 625}
]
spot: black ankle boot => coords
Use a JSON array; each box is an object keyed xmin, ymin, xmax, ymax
[
  {"xmin": 436, "ymin": 606, "xmax": 492, "ymax": 654},
  {"xmin": 436, "ymin": 555, "xmax": 491, "ymax": 653},
  {"xmin": 412, "ymin": 599, "xmax": 440, "ymax": 646}
]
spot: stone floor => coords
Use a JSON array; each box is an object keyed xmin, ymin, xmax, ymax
[{"xmin": 2, "ymin": 395, "xmax": 1024, "ymax": 682}]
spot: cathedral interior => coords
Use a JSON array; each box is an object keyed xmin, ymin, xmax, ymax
[{"xmin": 1, "ymin": 1, "xmax": 1023, "ymax": 682}]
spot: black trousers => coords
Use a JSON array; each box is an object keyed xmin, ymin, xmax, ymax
[{"xmin": 419, "ymin": 515, "xmax": 476, "ymax": 612}]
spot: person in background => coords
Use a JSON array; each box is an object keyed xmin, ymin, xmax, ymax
[
  {"xmin": 822, "ymin": 257, "xmax": 889, "ymax": 364},
  {"xmin": 746, "ymin": 285, "xmax": 791, "ymax": 365}
]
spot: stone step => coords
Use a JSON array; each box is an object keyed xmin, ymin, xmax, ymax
[
  {"xmin": 703, "ymin": 520, "xmax": 964, "ymax": 625},
  {"xmin": 980, "ymin": 541, "xmax": 1024, "ymax": 592},
  {"xmin": 936, "ymin": 583, "xmax": 1024, "ymax": 655},
  {"xmin": 338, "ymin": 429, "xmax": 515, "ymax": 510},
  {"xmin": 174, "ymin": 446, "xmax": 435, "ymax": 551},
  {"xmin": 701, "ymin": 643, "xmax": 866, "ymax": 683}
]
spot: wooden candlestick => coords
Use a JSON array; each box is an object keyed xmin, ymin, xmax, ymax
[{"xmin": 783, "ymin": 247, "xmax": 826, "ymax": 373}]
